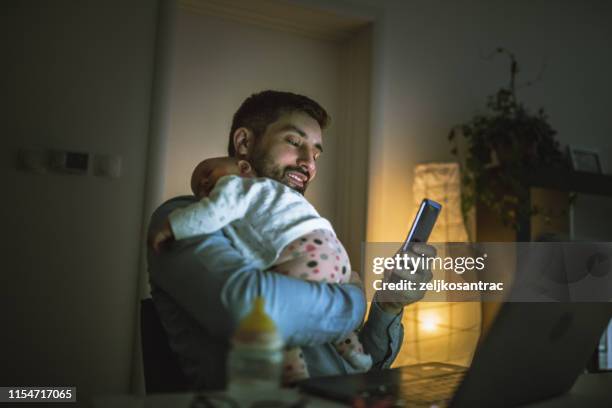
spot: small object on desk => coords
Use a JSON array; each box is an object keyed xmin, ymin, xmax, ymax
[
  {"xmin": 226, "ymin": 297, "xmax": 285, "ymax": 405},
  {"xmin": 191, "ymin": 390, "xmax": 307, "ymax": 408}
]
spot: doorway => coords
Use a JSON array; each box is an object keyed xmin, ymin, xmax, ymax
[{"xmin": 164, "ymin": 0, "xmax": 374, "ymax": 263}]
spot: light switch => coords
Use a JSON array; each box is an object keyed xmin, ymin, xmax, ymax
[
  {"xmin": 49, "ymin": 150, "xmax": 90, "ymax": 174},
  {"xmin": 93, "ymin": 154, "xmax": 122, "ymax": 179},
  {"xmin": 18, "ymin": 148, "xmax": 121, "ymax": 179}
]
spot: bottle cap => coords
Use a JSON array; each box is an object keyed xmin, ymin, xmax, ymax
[
  {"xmin": 232, "ymin": 297, "xmax": 283, "ymax": 349},
  {"xmin": 237, "ymin": 297, "xmax": 277, "ymax": 333}
]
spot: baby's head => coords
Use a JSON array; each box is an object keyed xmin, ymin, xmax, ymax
[{"xmin": 191, "ymin": 156, "xmax": 256, "ymax": 197}]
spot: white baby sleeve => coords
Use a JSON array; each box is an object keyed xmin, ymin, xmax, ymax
[{"xmin": 168, "ymin": 175, "xmax": 257, "ymax": 240}]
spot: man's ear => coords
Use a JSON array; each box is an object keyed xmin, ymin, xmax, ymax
[
  {"xmin": 232, "ymin": 127, "xmax": 255, "ymax": 157},
  {"xmin": 237, "ymin": 160, "xmax": 253, "ymax": 176}
]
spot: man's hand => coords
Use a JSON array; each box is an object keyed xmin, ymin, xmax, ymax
[
  {"xmin": 348, "ymin": 271, "xmax": 365, "ymax": 290},
  {"xmin": 149, "ymin": 219, "xmax": 175, "ymax": 253},
  {"xmin": 375, "ymin": 243, "xmax": 436, "ymax": 315}
]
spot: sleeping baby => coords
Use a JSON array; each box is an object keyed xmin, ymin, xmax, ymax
[{"xmin": 150, "ymin": 156, "xmax": 372, "ymax": 383}]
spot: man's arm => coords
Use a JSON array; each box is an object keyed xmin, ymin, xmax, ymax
[
  {"xmin": 148, "ymin": 196, "xmax": 366, "ymax": 347},
  {"xmin": 346, "ymin": 272, "xmax": 403, "ymax": 368},
  {"xmin": 359, "ymin": 302, "xmax": 404, "ymax": 369},
  {"xmin": 357, "ymin": 243, "xmax": 437, "ymax": 369}
]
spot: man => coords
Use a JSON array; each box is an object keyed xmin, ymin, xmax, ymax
[{"xmin": 147, "ymin": 90, "xmax": 434, "ymax": 390}]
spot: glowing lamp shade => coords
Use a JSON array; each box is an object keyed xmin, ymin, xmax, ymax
[
  {"xmin": 393, "ymin": 162, "xmax": 481, "ymax": 367},
  {"xmin": 419, "ymin": 311, "xmax": 441, "ymax": 332}
]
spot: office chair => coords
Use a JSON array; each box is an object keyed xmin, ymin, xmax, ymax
[{"xmin": 140, "ymin": 298, "xmax": 191, "ymax": 393}]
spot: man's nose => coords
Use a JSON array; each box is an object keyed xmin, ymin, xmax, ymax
[{"xmin": 297, "ymin": 148, "xmax": 316, "ymax": 176}]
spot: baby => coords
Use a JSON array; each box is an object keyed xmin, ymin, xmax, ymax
[{"xmin": 151, "ymin": 157, "xmax": 372, "ymax": 384}]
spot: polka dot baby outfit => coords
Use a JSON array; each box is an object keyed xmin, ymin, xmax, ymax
[{"xmin": 272, "ymin": 229, "xmax": 372, "ymax": 384}]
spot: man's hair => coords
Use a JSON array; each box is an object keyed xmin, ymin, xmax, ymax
[{"xmin": 227, "ymin": 90, "xmax": 330, "ymax": 156}]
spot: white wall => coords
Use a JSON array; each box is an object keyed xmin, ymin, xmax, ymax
[
  {"xmin": 164, "ymin": 9, "xmax": 341, "ymax": 225},
  {"xmin": 365, "ymin": 0, "xmax": 612, "ymax": 241},
  {"xmin": 2, "ymin": 0, "xmax": 158, "ymax": 403}
]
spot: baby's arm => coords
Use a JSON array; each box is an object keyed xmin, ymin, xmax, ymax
[{"xmin": 168, "ymin": 175, "xmax": 268, "ymax": 240}]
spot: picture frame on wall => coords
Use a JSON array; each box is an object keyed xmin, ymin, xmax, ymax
[{"xmin": 568, "ymin": 146, "xmax": 603, "ymax": 174}]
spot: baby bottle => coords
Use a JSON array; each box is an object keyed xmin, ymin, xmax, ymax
[{"xmin": 227, "ymin": 296, "xmax": 284, "ymax": 397}]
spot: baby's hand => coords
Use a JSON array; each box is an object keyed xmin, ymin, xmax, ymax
[{"xmin": 149, "ymin": 219, "xmax": 175, "ymax": 253}]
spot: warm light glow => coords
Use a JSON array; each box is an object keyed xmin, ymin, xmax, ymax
[
  {"xmin": 390, "ymin": 163, "xmax": 481, "ymax": 368},
  {"xmin": 420, "ymin": 313, "xmax": 440, "ymax": 332}
]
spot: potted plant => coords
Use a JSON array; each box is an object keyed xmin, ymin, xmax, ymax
[{"xmin": 449, "ymin": 48, "xmax": 567, "ymax": 230}]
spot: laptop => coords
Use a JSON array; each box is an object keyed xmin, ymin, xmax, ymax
[{"xmin": 299, "ymin": 302, "xmax": 611, "ymax": 407}]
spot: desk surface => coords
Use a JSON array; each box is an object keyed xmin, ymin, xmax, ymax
[
  {"xmin": 93, "ymin": 373, "xmax": 612, "ymax": 408},
  {"xmin": 520, "ymin": 372, "xmax": 612, "ymax": 408}
]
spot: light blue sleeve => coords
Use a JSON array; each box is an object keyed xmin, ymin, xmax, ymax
[
  {"xmin": 359, "ymin": 302, "xmax": 405, "ymax": 369},
  {"xmin": 148, "ymin": 196, "xmax": 367, "ymax": 347}
]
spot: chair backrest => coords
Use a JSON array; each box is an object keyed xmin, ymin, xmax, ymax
[{"xmin": 140, "ymin": 298, "xmax": 190, "ymax": 393}]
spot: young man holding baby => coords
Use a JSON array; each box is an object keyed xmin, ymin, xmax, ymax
[{"xmin": 147, "ymin": 90, "xmax": 434, "ymax": 390}]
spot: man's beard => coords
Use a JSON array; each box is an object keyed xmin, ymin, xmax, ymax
[{"xmin": 250, "ymin": 150, "xmax": 307, "ymax": 194}]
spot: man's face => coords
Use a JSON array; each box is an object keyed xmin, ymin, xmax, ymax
[{"xmin": 248, "ymin": 111, "xmax": 323, "ymax": 194}]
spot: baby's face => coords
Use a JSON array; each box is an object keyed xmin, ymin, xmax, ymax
[
  {"xmin": 191, "ymin": 158, "xmax": 255, "ymax": 197},
  {"xmin": 191, "ymin": 158, "xmax": 240, "ymax": 198}
]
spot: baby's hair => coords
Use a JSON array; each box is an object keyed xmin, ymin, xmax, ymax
[{"xmin": 190, "ymin": 157, "xmax": 255, "ymax": 195}]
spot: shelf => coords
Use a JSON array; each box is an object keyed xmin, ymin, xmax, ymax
[{"xmin": 527, "ymin": 168, "xmax": 612, "ymax": 197}]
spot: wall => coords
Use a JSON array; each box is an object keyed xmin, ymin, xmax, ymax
[
  {"xmin": 298, "ymin": 0, "xmax": 612, "ymax": 367},
  {"xmin": 2, "ymin": 0, "xmax": 158, "ymax": 403},
  {"xmin": 361, "ymin": 0, "xmax": 612, "ymax": 367},
  {"xmin": 365, "ymin": 0, "xmax": 612, "ymax": 242},
  {"xmin": 163, "ymin": 9, "xmax": 341, "ymax": 226}
]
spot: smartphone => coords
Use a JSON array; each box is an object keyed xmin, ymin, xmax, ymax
[{"xmin": 401, "ymin": 198, "xmax": 442, "ymax": 251}]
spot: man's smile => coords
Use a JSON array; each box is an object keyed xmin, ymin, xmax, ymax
[{"xmin": 285, "ymin": 170, "xmax": 308, "ymax": 189}]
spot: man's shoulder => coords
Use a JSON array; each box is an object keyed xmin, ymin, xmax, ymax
[
  {"xmin": 150, "ymin": 195, "xmax": 197, "ymax": 230},
  {"xmin": 156, "ymin": 195, "xmax": 197, "ymax": 212}
]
